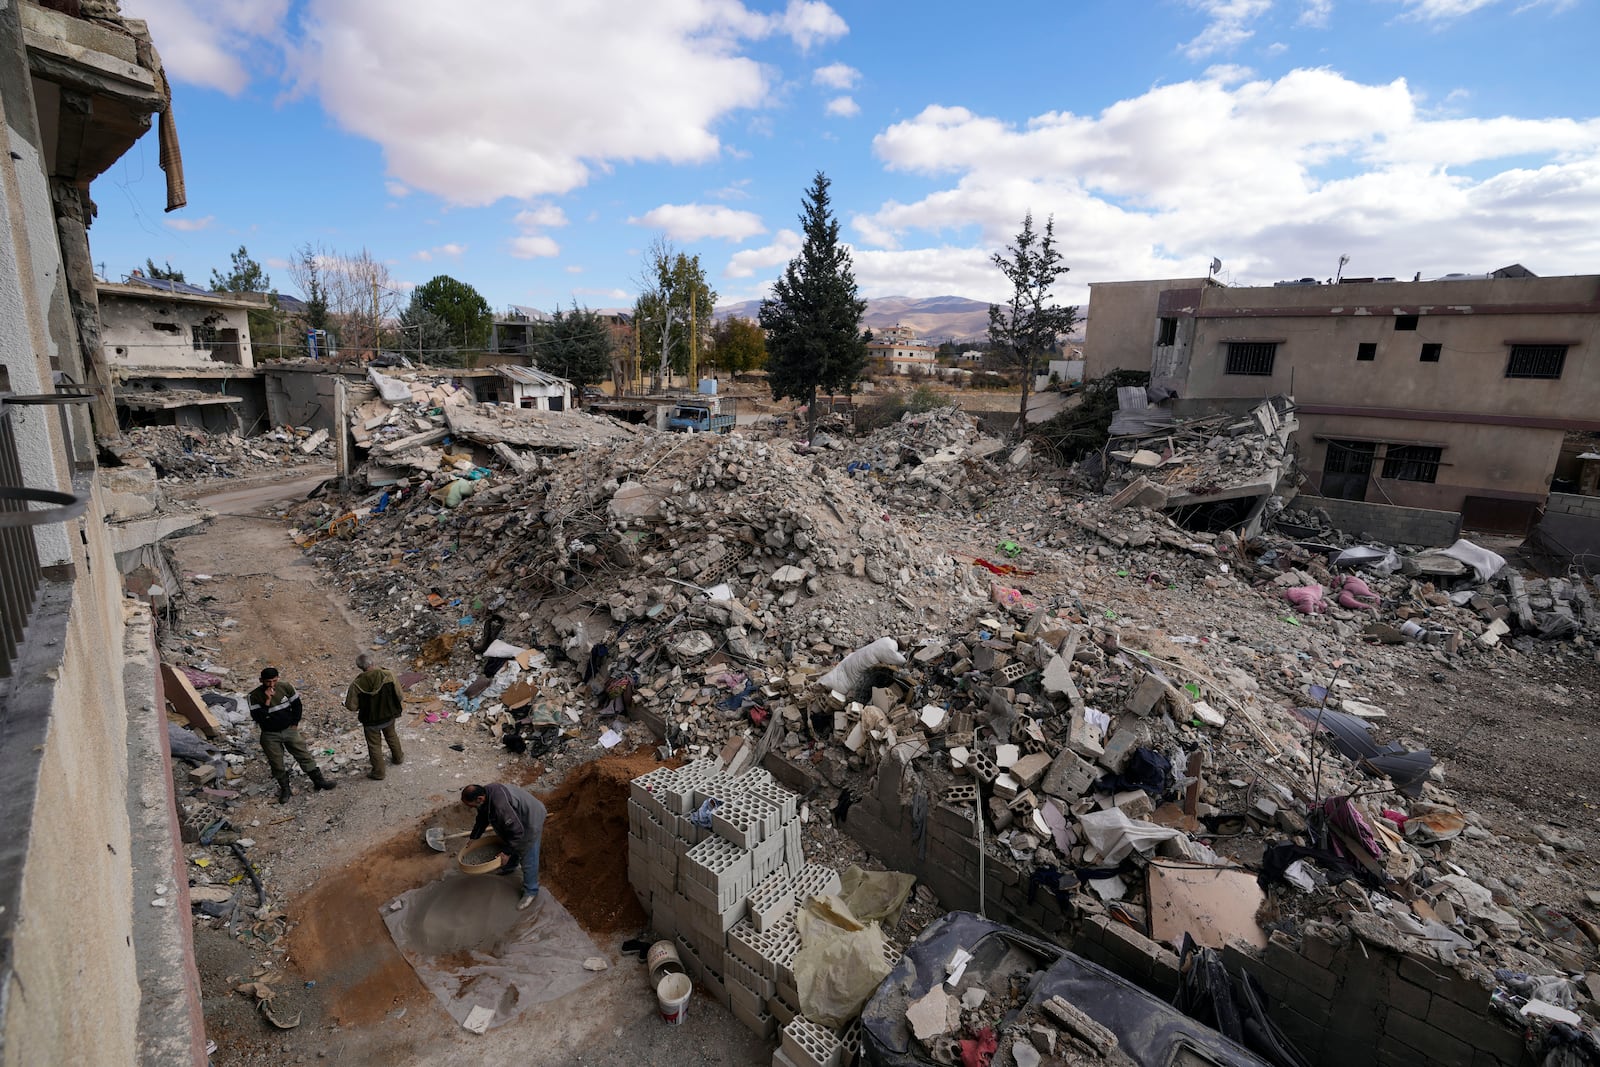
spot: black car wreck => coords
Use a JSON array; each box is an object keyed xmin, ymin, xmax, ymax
[{"xmin": 861, "ymin": 913, "xmax": 1284, "ymax": 1067}]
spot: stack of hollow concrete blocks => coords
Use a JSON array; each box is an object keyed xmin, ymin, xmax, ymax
[{"xmin": 630, "ymin": 759, "xmax": 886, "ymax": 1066}]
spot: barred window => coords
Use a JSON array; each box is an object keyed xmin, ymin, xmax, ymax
[
  {"xmin": 1383, "ymin": 445, "xmax": 1442, "ymax": 483},
  {"xmin": 1505, "ymin": 344, "xmax": 1567, "ymax": 379},
  {"xmin": 192, "ymin": 324, "xmax": 219, "ymax": 352},
  {"xmin": 1224, "ymin": 342, "xmax": 1277, "ymax": 376}
]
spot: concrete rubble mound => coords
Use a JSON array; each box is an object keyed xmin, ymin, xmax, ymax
[
  {"xmin": 286, "ymin": 403, "xmax": 1600, "ymax": 1066},
  {"xmin": 121, "ymin": 424, "xmax": 330, "ymax": 482}
]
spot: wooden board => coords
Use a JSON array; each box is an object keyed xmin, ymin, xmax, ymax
[{"xmin": 161, "ymin": 663, "xmax": 221, "ymax": 739}]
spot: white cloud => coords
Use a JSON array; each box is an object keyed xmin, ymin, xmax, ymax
[
  {"xmin": 826, "ymin": 96, "xmax": 861, "ymax": 118},
  {"xmin": 413, "ymin": 243, "xmax": 466, "ymax": 262},
  {"xmin": 510, "ymin": 234, "xmax": 561, "ymax": 259},
  {"xmin": 631, "ymin": 203, "xmax": 767, "ymax": 242},
  {"xmin": 813, "ymin": 62, "xmax": 860, "ymax": 90},
  {"xmin": 515, "ymin": 204, "xmax": 570, "ymax": 229},
  {"xmin": 725, "ymin": 229, "xmax": 802, "ymax": 278},
  {"xmin": 772, "ymin": 0, "xmax": 849, "ymax": 51},
  {"xmin": 1298, "ymin": 0, "xmax": 1333, "ymax": 26},
  {"xmin": 565, "ymin": 265, "xmax": 585, "ymax": 274},
  {"xmin": 1180, "ymin": 0, "xmax": 1272, "ymax": 59},
  {"xmin": 163, "ymin": 214, "xmax": 216, "ymax": 232},
  {"xmin": 851, "ymin": 68, "xmax": 1600, "ymax": 303},
  {"xmin": 385, "ymin": 180, "xmax": 410, "ymax": 198},
  {"xmin": 274, "ymin": 0, "xmax": 847, "ymax": 206},
  {"xmin": 122, "ymin": 0, "xmax": 288, "ymax": 94},
  {"xmin": 1394, "ymin": 0, "xmax": 1500, "ymax": 19},
  {"xmin": 712, "ymin": 179, "xmax": 753, "ymax": 201}
]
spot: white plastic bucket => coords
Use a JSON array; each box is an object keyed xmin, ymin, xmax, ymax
[{"xmin": 656, "ymin": 972, "xmax": 692, "ymax": 1025}]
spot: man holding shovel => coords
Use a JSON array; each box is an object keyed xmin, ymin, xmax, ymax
[{"xmin": 461, "ymin": 782, "xmax": 546, "ymax": 910}]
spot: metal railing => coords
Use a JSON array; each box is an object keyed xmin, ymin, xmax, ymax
[{"xmin": 0, "ymin": 398, "xmax": 87, "ymax": 677}]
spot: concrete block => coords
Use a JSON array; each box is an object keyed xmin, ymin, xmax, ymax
[
  {"xmin": 1097, "ymin": 726, "xmax": 1141, "ymax": 772},
  {"xmin": 725, "ymin": 948, "xmax": 776, "ymax": 1000},
  {"xmin": 1385, "ymin": 1009, "xmax": 1473, "ymax": 1067},
  {"xmin": 752, "ymin": 832, "xmax": 785, "ymax": 884},
  {"xmin": 1263, "ymin": 933, "xmax": 1340, "ymax": 1000},
  {"xmin": 793, "ymin": 863, "xmax": 842, "ymax": 903},
  {"xmin": 967, "ymin": 748, "xmax": 1000, "ymax": 784},
  {"xmin": 731, "ymin": 995, "xmax": 777, "ymax": 1040},
  {"xmin": 748, "ymin": 866, "xmax": 795, "ymax": 933},
  {"xmin": 781, "ymin": 1018, "xmax": 844, "ymax": 1067},
  {"xmin": 712, "ymin": 795, "xmax": 768, "ymax": 849},
  {"xmin": 1125, "ymin": 674, "xmax": 1169, "ymax": 717},
  {"xmin": 1067, "ymin": 708, "xmax": 1105, "ymax": 759},
  {"xmin": 1040, "ymin": 747, "xmax": 1097, "ymax": 801},
  {"xmin": 768, "ymin": 990, "xmax": 798, "ymax": 1027},
  {"xmin": 1010, "ymin": 751, "xmax": 1051, "ymax": 788}
]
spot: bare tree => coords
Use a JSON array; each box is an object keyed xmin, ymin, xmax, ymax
[{"xmin": 289, "ymin": 244, "xmax": 402, "ymax": 359}]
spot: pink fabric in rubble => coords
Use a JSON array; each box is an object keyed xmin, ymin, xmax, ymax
[{"xmin": 1283, "ymin": 585, "xmax": 1328, "ymax": 614}]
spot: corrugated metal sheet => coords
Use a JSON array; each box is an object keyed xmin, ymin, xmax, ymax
[{"xmin": 496, "ymin": 365, "xmax": 570, "ymax": 388}]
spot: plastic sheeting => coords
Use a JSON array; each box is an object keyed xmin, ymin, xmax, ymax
[
  {"xmin": 817, "ymin": 638, "xmax": 905, "ymax": 694},
  {"xmin": 1078, "ymin": 808, "xmax": 1185, "ymax": 865},
  {"xmin": 383, "ymin": 872, "xmax": 601, "ymax": 1031},
  {"xmin": 793, "ymin": 895, "xmax": 893, "ymax": 1028},
  {"xmin": 839, "ymin": 865, "xmax": 917, "ymax": 928},
  {"xmin": 368, "ymin": 367, "xmax": 413, "ymax": 403},
  {"xmin": 1438, "ymin": 539, "xmax": 1508, "ymax": 583}
]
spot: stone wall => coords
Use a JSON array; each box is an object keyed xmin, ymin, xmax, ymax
[{"xmin": 1300, "ymin": 496, "xmax": 1463, "ymax": 547}]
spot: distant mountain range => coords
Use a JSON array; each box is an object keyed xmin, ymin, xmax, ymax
[{"xmin": 715, "ymin": 294, "xmax": 995, "ymax": 343}]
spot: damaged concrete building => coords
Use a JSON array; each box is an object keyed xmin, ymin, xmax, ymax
[
  {"xmin": 0, "ymin": 1, "xmax": 205, "ymax": 1063},
  {"xmin": 1086, "ymin": 271, "xmax": 1600, "ymax": 537}
]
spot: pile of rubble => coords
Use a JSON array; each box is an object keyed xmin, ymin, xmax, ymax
[
  {"xmin": 123, "ymin": 424, "xmax": 330, "ymax": 482},
  {"xmin": 286, "ymin": 398, "xmax": 1600, "ymax": 1060}
]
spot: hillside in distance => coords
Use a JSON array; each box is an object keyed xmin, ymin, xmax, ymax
[{"xmin": 716, "ymin": 294, "xmax": 994, "ymax": 343}]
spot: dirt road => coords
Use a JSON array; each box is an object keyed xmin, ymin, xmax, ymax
[{"xmin": 167, "ymin": 477, "xmax": 767, "ymax": 1066}]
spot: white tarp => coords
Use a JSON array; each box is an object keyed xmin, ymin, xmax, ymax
[
  {"xmin": 1437, "ymin": 539, "xmax": 1507, "ymax": 583},
  {"xmin": 369, "ymin": 367, "xmax": 413, "ymax": 404}
]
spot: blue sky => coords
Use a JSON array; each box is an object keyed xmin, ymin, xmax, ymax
[{"xmin": 100, "ymin": 0, "xmax": 1599, "ymax": 317}]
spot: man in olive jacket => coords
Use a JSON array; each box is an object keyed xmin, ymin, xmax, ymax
[
  {"xmin": 248, "ymin": 667, "xmax": 337, "ymax": 803},
  {"xmin": 462, "ymin": 782, "xmax": 546, "ymax": 910},
  {"xmin": 345, "ymin": 652, "xmax": 405, "ymax": 781}
]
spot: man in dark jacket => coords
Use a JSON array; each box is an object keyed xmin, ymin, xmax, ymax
[
  {"xmin": 462, "ymin": 782, "xmax": 546, "ymax": 910},
  {"xmin": 248, "ymin": 667, "xmax": 336, "ymax": 803},
  {"xmin": 345, "ymin": 652, "xmax": 404, "ymax": 781}
]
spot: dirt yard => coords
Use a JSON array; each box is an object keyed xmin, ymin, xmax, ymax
[{"xmin": 168, "ymin": 473, "xmax": 768, "ymax": 1066}]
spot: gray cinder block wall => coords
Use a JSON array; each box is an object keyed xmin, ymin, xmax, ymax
[{"xmin": 781, "ymin": 752, "xmax": 1532, "ymax": 1067}]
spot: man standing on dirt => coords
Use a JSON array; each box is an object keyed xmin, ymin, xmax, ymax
[
  {"xmin": 461, "ymin": 783, "xmax": 545, "ymax": 911},
  {"xmin": 248, "ymin": 667, "xmax": 337, "ymax": 803},
  {"xmin": 345, "ymin": 652, "xmax": 404, "ymax": 781}
]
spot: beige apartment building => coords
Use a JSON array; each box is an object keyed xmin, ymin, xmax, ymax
[{"xmin": 1085, "ymin": 271, "xmax": 1600, "ymax": 530}]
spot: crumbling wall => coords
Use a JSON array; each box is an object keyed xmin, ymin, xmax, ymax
[
  {"xmin": 809, "ymin": 753, "xmax": 1533, "ymax": 1067},
  {"xmin": 1299, "ymin": 497, "xmax": 1463, "ymax": 547},
  {"xmin": 1223, "ymin": 923, "xmax": 1532, "ymax": 1067}
]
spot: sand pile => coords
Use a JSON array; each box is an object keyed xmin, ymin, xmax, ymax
[{"xmin": 537, "ymin": 750, "xmax": 678, "ymax": 934}]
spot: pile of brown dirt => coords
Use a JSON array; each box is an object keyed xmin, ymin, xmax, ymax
[
  {"xmin": 288, "ymin": 827, "xmax": 452, "ymax": 1027},
  {"xmin": 537, "ymin": 749, "xmax": 679, "ymax": 934}
]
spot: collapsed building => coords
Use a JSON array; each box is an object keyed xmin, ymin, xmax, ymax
[{"xmin": 233, "ymin": 399, "xmax": 1600, "ymax": 1067}]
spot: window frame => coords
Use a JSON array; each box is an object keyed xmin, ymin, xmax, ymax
[
  {"xmin": 1382, "ymin": 444, "xmax": 1443, "ymax": 483},
  {"xmin": 1224, "ymin": 341, "xmax": 1278, "ymax": 376},
  {"xmin": 1504, "ymin": 344, "xmax": 1567, "ymax": 380}
]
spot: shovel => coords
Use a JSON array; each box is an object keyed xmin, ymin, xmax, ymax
[{"xmin": 424, "ymin": 828, "xmax": 470, "ymax": 853}]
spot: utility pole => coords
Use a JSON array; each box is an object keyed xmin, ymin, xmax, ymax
[{"xmin": 689, "ymin": 288, "xmax": 697, "ymax": 389}]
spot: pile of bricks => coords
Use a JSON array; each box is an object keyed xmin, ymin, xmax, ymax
[{"xmin": 628, "ymin": 759, "xmax": 887, "ymax": 1066}]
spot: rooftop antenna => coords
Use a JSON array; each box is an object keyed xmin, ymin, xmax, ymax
[{"xmin": 1335, "ymin": 253, "xmax": 1350, "ymax": 284}]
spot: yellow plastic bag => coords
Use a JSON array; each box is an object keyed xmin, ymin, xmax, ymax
[
  {"xmin": 839, "ymin": 865, "xmax": 917, "ymax": 927},
  {"xmin": 792, "ymin": 895, "xmax": 892, "ymax": 1028}
]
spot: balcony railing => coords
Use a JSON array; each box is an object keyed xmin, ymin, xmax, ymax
[{"xmin": 0, "ymin": 397, "xmax": 87, "ymax": 677}]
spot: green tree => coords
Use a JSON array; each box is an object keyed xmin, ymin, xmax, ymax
[
  {"xmin": 397, "ymin": 305, "xmax": 457, "ymax": 364},
  {"xmin": 633, "ymin": 237, "xmax": 716, "ymax": 385},
  {"xmin": 708, "ymin": 315, "xmax": 766, "ymax": 373},
  {"xmin": 409, "ymin": 275, "xmax": 492, "ymax": 357},
  {"xmin": 535, "ymin": 303, "xmax": 613, "ymax": 394},
  {"xmin": 759, "ymin": 172, "xmax": 867, "ymax": 440},
  {"xmin": 988, "ymin": 212, "xmax": 1077, "ymax": 439},
  {"xmin": 143, "ymin": 258, "xmax": 185, "ymax": 283},
  {"xmin": 210, "ymin": 245, "xmax": 270, "ymax": 293}
]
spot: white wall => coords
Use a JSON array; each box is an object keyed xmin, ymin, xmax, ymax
[{"xmin": 101, "ymin": 294, "xmax": 255, "ymax": 370}]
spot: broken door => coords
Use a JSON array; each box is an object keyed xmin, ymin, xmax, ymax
[{"xmin": 1321, "ymin": 440, "xmax": 1375, "ymax": 501}]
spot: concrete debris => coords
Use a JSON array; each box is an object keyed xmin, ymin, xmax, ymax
[
  {"xmin": 228, "ymin": 395, "xmax": 1600, "ymax": 1057},
  {"xmin": 121, "ymin": 424, "xmax": 330, "ymax": 482}
]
